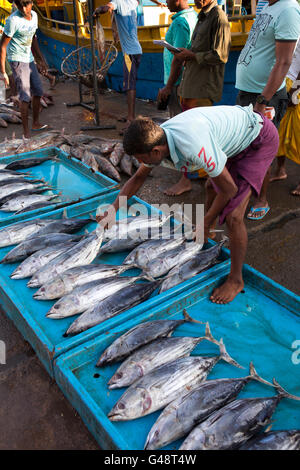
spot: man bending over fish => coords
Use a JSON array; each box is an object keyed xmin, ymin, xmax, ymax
[{"xmin": 97, "ymin": 104, "xmax": 279, "ymax": 304}]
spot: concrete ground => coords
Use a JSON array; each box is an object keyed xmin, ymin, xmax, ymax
[{"xmin": 0, "ymin": 79, "xmax": 299, "ymax": 449}]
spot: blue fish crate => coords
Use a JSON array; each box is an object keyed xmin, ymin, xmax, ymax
[
  {"xmin": 54, "ymin": 267, "xmax": 300, "ymax": 450},
  {"xmin": 0, "ymin": 191, "xmax": 230, "ymax": 377},
  {"xmin": 0, "ymin": 146, "xmax": 118, "ymax": 224}
]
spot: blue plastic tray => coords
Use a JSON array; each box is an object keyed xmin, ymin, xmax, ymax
[
  {"xmin": 0, "ymin": 146, "xmax": 118, "ymax": 224},
  {"xmin": 54, "ymin": 267, "xmax": 300, "ymax": 450},
  {"xmin": 0, "ymin": 191, "xmax": 230, "ymax": 376}
]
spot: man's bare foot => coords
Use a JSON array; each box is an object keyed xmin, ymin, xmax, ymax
[
  {"xmin": 210, "ymin": 278, "xmax": 244, "ymax": 304},
  {"xmin": 164, "ymin": 175, "xmax": 192, "ymax": 196},
  {"xmin": 291, "ymin": 183, "xmax": 300, "ymax": 197},
  {"xmin": 269, "ymin": 167, "xmax": 287, "ymax": 182}
]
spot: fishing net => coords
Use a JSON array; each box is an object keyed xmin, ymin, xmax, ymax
[{"xmin": 61, "ymin": 41, "xmax": 118, "ymax": 85}]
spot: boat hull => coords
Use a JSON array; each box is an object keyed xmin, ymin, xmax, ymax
[{"xmin": 37, "ymin": 30, "xmax": 240, "ymax": 105}]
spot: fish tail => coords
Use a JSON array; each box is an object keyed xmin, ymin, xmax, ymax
[
  {"xmin": 182, "ymin": 308, "xmax": 205, "ymax": 325},
  {"xmin": 219, "ymin": 338, "xmax": 244, "ymax": 369},
  {"xmin": 89, "ymin": 212, "xmax": 97, "ymax": 221},
  {"xmin": 273, "ymin": 379, "xmax": 300, "ymax": 401},
  {"xmin": 139, "ymin": 271, "xmax": 156, "ymax": 282},
  {"xmin": 196, "ymin": 322, "xmax": 220, "ymax": 345},
  {"xmin": 248, "ymin": 361, "xmax": 274, "ymax": 387}
]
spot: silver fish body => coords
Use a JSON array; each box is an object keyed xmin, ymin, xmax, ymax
[
  {"xmin": 27, "ymin": 230, "xmax": 103, "ymax": 288},
  {"xmin": 96, "ymin": 310, "xmax": 198, "ymax": 367},
  {"xmin": 145, "ymin": 364, "xmax": 264, "ymax": 450},
  {"xmin": 159, "ymin": 240, "xmax": 225, "ymax": 293},
  {"xmin": 26, "ymin": 217, "xmax": 92, "ymax": 239},
  {"xmin": 103, "ymin": 214, "xmax": 171, "ymax": 243},
  {"xmin": 239, "ymin": 430, "xmax": 300, "ymax": 450},
  {"xmin": 46, "ymin": 275, "xmax": 141, "ymax": 319},
  {"xmin": 0, "ymin": 182, "xmax": 47, "ymax": 199},
  {"xmin": 179, "ymin": 397, "xmax": 281, "ymax": 450},
  {"xmin": 4, "ymin": 155, "xmax": 56, "ymax": 170},
  {"xmin": 108, "ymin": 336, "xmax": 208, "ymax": 389},
  {"xmin": 0, "ymin": 218, "xmax": 57, "ymax": 248},
  {"xmin": 0, "ymin": 187, "xmax": 49, "ymax": 206},
  {"xmin": 15, "ymin": 200, "xmax": 61, "ymax": 214},
  {"xmin": 123, "ymin": 236, "xmax": 185, "ymax": 269},
  {"xmin": 1, "ymin": 193, "xmax": 59, "ymax": 213},
  {"xmin": 108, "ymin": 356, "xmax": 221, "ymax": 421},
  {"xmin": 144, "ymin": 242, "xmax": 203, "ymax": 279},
  {"xmin": 34, "ymin": 263, "xmax": 128, "ymax": 300},
  {"xmin": 1, "ymin": 233, "xmax": 82, "ymax": 264},
  {"xmin": 65, "ymin": 281, "xmax": 159, "ymax": 336},
  {"xmin": 10, "ymin": 242, "xmax": 76, "ymax": 279}
]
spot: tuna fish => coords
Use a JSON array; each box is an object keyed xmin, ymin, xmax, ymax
[
  {"xmin": 145, "ymin": 362, "xmax": 273, "ymax": 450},
  {"xmin": 0, "ymin": 171, "xmax": 32, "ymax": 181},
  {"xmin": 0, "ymin": 177, "xmax": 45, "ymax": 187},
  {"xmin": 65, "ymin": 280, "xmax": 160, "ymax": 336},
  {"xmin": 1, "ymin": 233, "xmax": 82, "ymax": 264},
  {"xmin": 122, "ymin": 236, "xmax": 185, "ymax": 269},
  {"xmin": 82, "ymin": 150, "xmax": 99, "ymax": 172},
  {"xmin": 34, "ymin": 263, "xmax": 129, "ymax": 300},
  {"xmin": 0, "ymin": 182, "xmax": 49, "ymax": 199},
  {"xmin": 46, "ymin": 275, "xmax": 144, "ymax": 319},
  {"xmin": 94, "ymin": 155, "xmax": 121, "ymax": 182},
  {"xmin": 119, "ymin": 153, "xmax": 133, "ymax": 176},
  {"xmin": 0, "ymin": 187, "xmax": 50, "ymax": 206},
  {"xmin": 1, "ymin": 193, "xmax": 60, "ymax": 213},
  {"xmin": 107, "ymin": 341, "xmax": 243, "ymax": 421},
  {"xmin": 27, "ymin": 229, "xmax": 104, "ymax": 288},
  {"xmin": 239, "ymin": 430, "xmax": 300, "ymax": 450},
  {"xmin": 14, "ymin": 199, "xmax": 62, "ymax": 214},
  {"xmin": 0, "ymin": 218, "xmax": 59, "ymax": 248},
  {"xmin": 96, "ymin": 309, "xmax": 204, "ymax": 368},
  {"xmin": 159, "ymin": 239, "xmax": 226, "ymax": 293},
  {"xmin": 25, "ymin": 216, "xmax": 93, "ymax": 239},
  {"xmin": 4, "ymin": 155, "xmax": 58, "ymax": 170},
  {"xmin": 109, "ymin": 142, "xmax": 124, "ymax": 166},
  {"xmin": 143, "ymin": 241, "xmax": 203, "ymax": 279},
  {"xmin": 108, "ymin": 323, "xmax": 220, "ymax": 389},
  {"xmin": 179, "ymin": 380, "xmax": 300, "ymax": 450},
  {"xmin": 10, "ymin": 242, "xmax": 77, "ymax": 279}
]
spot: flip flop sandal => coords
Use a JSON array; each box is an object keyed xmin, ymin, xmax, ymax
[
  {"xmin": 31, "ymin": 124, "xmax": 49, "ymax": 131},
  {"xmin": 247, "ymin": 206, "xmax": 270, "ymax": 220}
]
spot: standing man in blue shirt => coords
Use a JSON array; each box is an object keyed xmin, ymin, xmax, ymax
[
  {"xmin": 0, "ymin": 0, "xmax": 48, "ymax": 138},
  {"xmin": 235, "ymin": 0, "xmax": 300, "ymax": 220},
  {"xmin": 94, "ymin": 0, "xmax": 143, "ymax": 132}
]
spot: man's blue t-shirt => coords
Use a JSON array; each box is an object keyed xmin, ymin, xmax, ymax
[
  {"xmin": 4, "ymin": 9, "xmax": 38, "ymax": 63},
  {"xmin": 111, "ymin": 0, "xmax": 142, "ymax": 55},
  {"xmin": 236, "ymin": 0, "xmax": 300, "ymax": 93}
]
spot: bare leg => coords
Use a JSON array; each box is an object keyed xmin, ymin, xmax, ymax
[
  {"xmin": 20, "ymin": 101, "xmax": 30, "ymax": 138},
  {"xmin": 126, "ymin": 89, "xmax": 136, "ymax": 123},
  {"xmin": 205, "ymin": 179, "xmax": 218, "ymax": 238},
  {"xmin": 163, "ymin": 174, "xmax": 192, "ymax": 196},
  {"xmin": 31, "ymin": 96, "xmax": 43, "ymax": 130},
  {"xmin": 247, "ymin": 168, "xmax": 270, "ymax": 219},
  {"xmin": 270, "ymin": 156, "xmax": 287, "ymax": 181},
  {"xmin": 210, "ymin": 189, "xmax": 252, "ymax": 304}
]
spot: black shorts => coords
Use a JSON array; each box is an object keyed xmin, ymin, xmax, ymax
[
  {"xmin": 123, "ymin": 54, "xmax": 142, "ymax": 92},
  {"xmin": 236, "ymin": 87, "xmax": 288, "ymax": 129}
]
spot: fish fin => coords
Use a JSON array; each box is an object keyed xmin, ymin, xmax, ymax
[
  {"xmin": 273, "ymin": 379, "xmax": 300, "ymax": 401},
  {"xmin": 89, "ymin": 212, "xmax": 97, "ymax": 221},
  {"xmin": 182, "ymin": 308, "xmax": 205, "ymax": 325},
  {"xmin": 197, "ymin": 322, "xmax": 220, "ymax": 346},
  {"xmin": 140, "ymin": 271, "xmax": 156, "ymax": 282},
  {"xmin": 62, "ymin": 208, "xmax": 68, "ymax": 219},
  {"xmin": 219, "ymin": 338, "xmax": 244, "ymax": 369},
  {"xmin": 265, "ymin": 423, "xmax": 274, "ymax": 433},
  {"xmin": 248, "ymin": 361, "xmax": 274, "ymax": 387}
]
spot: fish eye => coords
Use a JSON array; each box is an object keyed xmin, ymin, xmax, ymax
[{"xmin": 118, "ymin": 402, "xmax": 125, "ymax": 410}]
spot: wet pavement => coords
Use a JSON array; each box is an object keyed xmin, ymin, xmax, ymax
[{"xmin": 0, "ymin": 78, "xmax": 299, "ymax": 449}]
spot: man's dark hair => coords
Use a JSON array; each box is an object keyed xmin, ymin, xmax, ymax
[
  {"xmin": 15, "ymin": 0, "xmax": 33, "ymax": 9},
  {"xmin": 123, "ymin": 116, "xmax": 167, "ymax": 155}
]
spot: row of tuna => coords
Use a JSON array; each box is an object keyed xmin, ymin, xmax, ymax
[
  {"xmin": 0, "ymin": 211, "xmax": 225, "ymax": 337},
  {"xmin": 97, "ymin": 313, "xmax": 300, "ymax": 450},
  {"xmin": 0, "ymin": 103, "xmax": 22, "ymax": 128},
  {"xmin": 0, "ymin": 157, "xmax": 63, "ymax": 215}
]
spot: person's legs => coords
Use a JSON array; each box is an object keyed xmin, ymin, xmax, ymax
[
  {"xmin": 269, "ymin": 155, "xmax": 287, "ymax": 181},
  {"xmin": 291, "ymin": 182, "xmax": 300, "ymax": 196},
  {"xmin": 9, "ymin": 62, "xmax": 32, "ymax": 137},
  {"xmin": 122, "ymin": 54, "xmax": 141, "ymax": 128},
  {"xmin": 210, "ymin": 189, "xmax": 252, "ymax": 304},
  {"xmin": 204, "ymin": 178, "xmax": 218, "ymax": 238},
  {"xmin": 29, "ymin": 61, "xmax": 45, "ymax": 130},
  {"xmin": 19, "ymin": 100, "xmax": 30, "ymax": 138}
]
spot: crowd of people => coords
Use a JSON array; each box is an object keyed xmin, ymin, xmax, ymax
[{"xmin": 0, "ymin": 0, "xmax": 299, "ymax": 305}]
